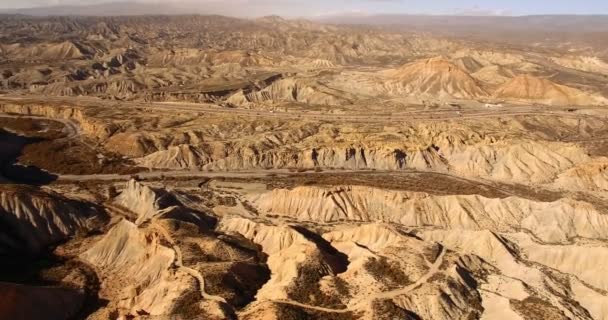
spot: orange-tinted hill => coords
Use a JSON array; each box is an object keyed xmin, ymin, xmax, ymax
[
  {"xmin": 385, "ymin": 57, "xmax": 488, "ymax": 99},
  {"xmin": 494, "ymin": 74, "xmax": 601, "ymax": 106}
]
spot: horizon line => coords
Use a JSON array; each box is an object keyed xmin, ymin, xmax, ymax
[{"xmin": 2, "ymin": 1, "xmax": 608, "ymax": 18}]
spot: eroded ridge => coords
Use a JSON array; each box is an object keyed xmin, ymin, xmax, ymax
[{"xmin": 2, "ymin": 12, "xmax": 608, "ymax": 320}]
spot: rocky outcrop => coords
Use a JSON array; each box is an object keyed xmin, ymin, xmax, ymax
[
  {"xmin": 0, "ymin": 103, "xmax": 117, "ymax": 140},
  {"xmin": 452, "ymin": 56, "xmax": 484, "ymax": 73},
  {"xmin": 307, "ymin": 59, "xmax": 337, "ymax": 69},
  {"xmin": 551, "ymin": 55, "xmax": 608, "ymax": 75},
  {"xmin": 81, "ymin": 219, "xmax": 197, "ymax": 317},
  {"xmin": 201, "ymin": 145, "xmax": 446, "ymax": 172},
  {"xmin": 124, "ymin": 130, "xmax": 591, "ymax": 186},
  {"xmin": 2, "ymin": 41, "xmax": 84, "ymax": 61},
  {"xmin": 471, "ymin": 65, "xmax": 515, "ymax": 85},
  {"xmin": 421, "ymin": 230, "xmax": 594, "ymax": 320},
  {"xmin": 0, "ymin": 185, "xmax": 106, "ymax": 255},
  {"xmin": 135, "ymin": 144, "xmax": 212, "ymax": 170},
  {"xmin": 219, "ymin": 218, "xmax": 347, "ymax": 302},
  {"xmin": 114, "ymin": 179, "xmax": 208, "ymax": 226},
  {"xmin": 445, "ymin": 140, "xmax": 589, "ymax": 184},
  {"xmin": 553, "ymin": 159, "xmax": 608, "ymax": 192},
  {"xmin": 229, "ymin": 79, "xmax": 350, "ymax": 107},
  {"xmin": 248, "ymin": 185, "xmax": 608, "ymax": 243},
  {"xmin": 384, "ymin": 57, "xmax": 488, "ymax": 99}
]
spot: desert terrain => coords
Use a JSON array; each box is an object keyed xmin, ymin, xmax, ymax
[{"xmin": 1, "ymin": 13, "xmax": 608, "ymax": 320}]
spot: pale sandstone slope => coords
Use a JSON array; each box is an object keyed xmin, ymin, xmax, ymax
[
  {"xmin": 452, "ymin": 56, "xmax": 484, "ymax": 73},
  {"xmin": 227, "ymin": 187, "xmax": 608, "ymax": 319},
  {"xmin": 511, "ymin": 233, "xmax": 608, "ymax": 291},
  {"xmin": 131, "ymin": 130, "xmax": 591, "ymax": 187},
  {"xmin": 421, "ymin": 230, "xmax": 596, "ymax": 319},
  {"xmin": 114, "ymin": 179, "xmax": 165, "ymax": 224},
  {"xmin": 553, "ymin": 158, "xmax": 608, "ymax": 192},
  {"xmin": 551, "ymin": 55, "xmax": 608, "ymax": 75},
  {"xmin": 219, "ymin": 217, "xmax": 346, "ymax": 302},
  {"xmin": 248, "ymin": 185, "xmax": 608, "ymax": 243},
  {"xmin": 445, "ymin": 140, "xmax": 590, "ymax": 184},
  {"xmin": 384, "ymin": 57, "xmax": 488, "ymax": 99},
  {"xmin": 136, "ymin": 144, "xmax": 212, "ymax": 170},
  {"xmin": 320, "ymin": 224, "xmax": 489, "ymax": 320},
  {"xmin": 494, "ymin": 74, "xmax": 605, "ymax": 106},
  {"xmin": 81, "ymin": 219, "xmax": 199, "ymax": 317},
  {"xmin": 114, "ymin": 179, "xmax": 207, "ymax": 226},
  {"xmin": 1, "ymin": 41, "xmax": 84, "ymax": 61},
  {"xmin": 228, "ymin": 78, "xmax": 351, "ymax": 107},
  {"xmin": 471, "ymin": 65, "xmax": 516, "ymax": 85}
]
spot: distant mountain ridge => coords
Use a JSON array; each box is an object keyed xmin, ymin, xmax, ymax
[
  {"xmin": 0, "ymin": 2, "xmax": 200, "ymax": 16},
  {"xmin": 2, "ymin": 1, "xmax": 608, "ymax": 30},
  {"xmin": 317, "ymin": 14, "xmax": 608, "ymax": 33}
]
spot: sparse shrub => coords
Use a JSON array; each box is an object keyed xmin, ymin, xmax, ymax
[
  {"xmin": 363, "ymin": 257, "xmax": 412, "ymax": 289},
  {"xmin": 287, "ymin": 263, "xmax": 346, "ymax": 309}
]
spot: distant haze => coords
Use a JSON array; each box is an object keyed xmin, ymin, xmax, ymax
[{"xmin": 1, "ymin": 0, "xmax": 608, "ymax": 17}]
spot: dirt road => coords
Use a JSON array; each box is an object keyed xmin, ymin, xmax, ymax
[
  {"xmin": 0, "ymin": 114, "xmax": 79, "ymax": 139},
  {"xmin": 150, "ymin": 221, "xmax": 227, "ymax": 304},
  {"xmin": 1, "ymin": 95, "xmax": 604, "ymax": 125},
  {"xmin": 272, "ymin": 247, "xmax": 446, "ymax": 313}
]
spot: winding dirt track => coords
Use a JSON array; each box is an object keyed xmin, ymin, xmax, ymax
[
  {"xmin": 2, "ymin": 98, "xmax": 596, "ymax": 314},
  {"xmin": 150, "ymin": 221, "xmax": 227, "ymax": 304},
  {"xmin": 372, "ymin": 247, "xmax": 445, "ymax": 300},
  {"xmin": 0, "ymin": 114, "xmax": 79, "ymax": 139},
  {"xmin": 271, "ymin": 247, "xmax": 446, "ymax": 313}
]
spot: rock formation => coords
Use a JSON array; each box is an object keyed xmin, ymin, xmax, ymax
[
  {"xmin": 494, "ymin": 74, "xmax": 605, "ymax": 105},
  {"xmin": 384, "ymin": 57, "xmax": 488, "ymax": 99},
  {"xmin": 0, "ymin": 185, "xmax": 106, "ymax": 254}
]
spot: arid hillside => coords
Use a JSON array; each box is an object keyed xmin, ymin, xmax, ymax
[
  {"xmin": 1, "ymin": 13, "xmax": 608, "ymax": 320},
  {"xmin": 0, "ymin": 15, "xmax": 606, "ymax": 106}
]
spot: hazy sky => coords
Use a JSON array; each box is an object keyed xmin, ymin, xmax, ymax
[{"xmin": 1, "ymin": 0, "xmax": 607, "ymax": 16}]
